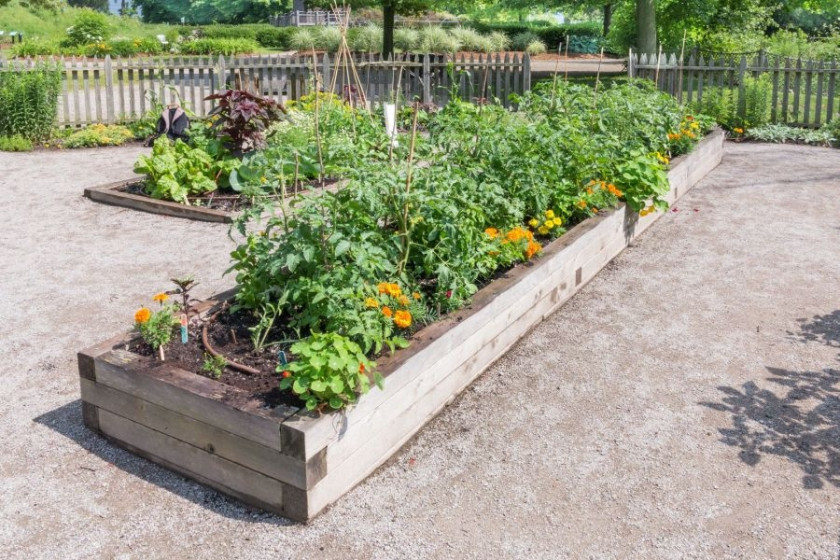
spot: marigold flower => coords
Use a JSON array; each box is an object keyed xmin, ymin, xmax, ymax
[
  {"xmin": 134, "ymin": 307, "xmax": 151, "ymax": 324},
  {"xmin": 577, "ymin": 200, "xmax": 587, "ymax": 209},
  {"xmin": 397, "ymin": 295, "xmax": 410, "ymax": 307},
  {"xmin": 537, "ymin": 226, "xmax": 549, "ymax": 236},
  {"xmin": 544, "ymin": 209, "xmax": 555, "ymax": 219},
  {"xmin": 586, "ymin": 187, "xmax": 593, "ymax": 195},
  {"xmin": 412, "ymin": 291, "xmax": 421, "ymax": 300},
  {"xmin": 733, "ymin": 127, "xmax": 744, "ymax": 134},
  {"xmin": 394, "ymin": 310, "xmax": 412, "ymax": 329},
  {"xmin": 552, "ymin": 217, "xmax": 563, "ymax": 227},
  {"xmin": 359, "ymin": 363, "xmax": 365, "ymax": 374},
  {"xmin": 386, "ymin": 283, "xmax": 402, "ymax": 297},
  {"xmin": 377, "ymin": 282, "xmax": 389, "ymax": 294},
  {"xmin": 528, "ymin": 218, "xmax": 540, "ymax": 228},
  {"xmin": 484, "ymin": 227, "xmax": 499, "ymax": 238},
  {"xmin": 365, "ymin": 297, "xmax": 379, "ymax": 308},
  {"xmin": 525, "ymin": 240, "xmax": 542, "ymax": 259},
  {"xmin": 153, "ymin": 292, "xmax": 169, "ymax": 303},
  {"xmin": 382, "ymin": 306, "xmax": 393, "ymax": 318}
]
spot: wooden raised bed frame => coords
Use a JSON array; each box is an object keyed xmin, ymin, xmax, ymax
[
  {"xmin": 84, "ymin": 178, "xmax": 235, "ymax": 223},
  {"xmin": 78, "ymin": 129, "xmax": 725, "ymax": 522}
]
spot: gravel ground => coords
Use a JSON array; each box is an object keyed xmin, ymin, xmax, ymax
[{"xmin": 1, "ymin": 142, "xmax": 839, "ymax": 559}]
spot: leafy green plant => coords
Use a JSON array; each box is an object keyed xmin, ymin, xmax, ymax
[
  {"xmin": 179, "ymin": 38, "xmax": 258, "ymax": 55},
  {"xmin": 62, "ymin": 9, "xmax": 110, "ymax": 47},
  {"xmin": 511, "ymin": 31, "xmax": 540, "ymax": 51},
  {"xmin": 202, "ymin": 353, "xmax": 227, "ymax": 379},
  {"xmin": 747, "ymin": 123, "xmax": 834, "ymax": 146},
  {"xmin": 62, "ymin": 123, "xmax": 134, "ymax": 148},
  {"xmin": 134, "ymin": 292, "xmax": 179, "ymax": 361},
  {"xmin": 0, "ymin": 134, "xmax": 33, "ymax": 152},
  {"xmin": 280, "ymin": 333, "xmax": 382, "ymax": 411},
  {"xmin": 0, "ymin": 63, "xmax": 62, "ymax": 142},
  {"xmin": 133, "ymin": 137, "xmax": 239, "ymax": 203}
]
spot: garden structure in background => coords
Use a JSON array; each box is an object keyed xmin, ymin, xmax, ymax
[{"xmin": 78, "ymin": 77, "xmax": 722, "ymax": 520}]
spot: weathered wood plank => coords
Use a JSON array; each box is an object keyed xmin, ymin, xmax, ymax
[
  {"xmin": 81, "ymin": 378, "xmax": 322, "ymax": 489},
  {"xmin": 96, "ymin": 409, "xmax": 308, "ymax": 520}
]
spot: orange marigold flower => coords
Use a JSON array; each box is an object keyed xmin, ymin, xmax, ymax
[
  {"xmin": 412, "ymin": 291, "xmax": 422, "ymax": 300},
  {"xmin": 153, "ymin": 292, "xmax": 169, "ymax": 303},
  {"xmin": 394, "ymin": 310, "xmax": 412, "ymax": 329},
  {"xmin": 377, "ymin": 282, "xmax": 389, "ymax": 294},
  {"xmin": 484, "ymin": 227, "xmax": 499, "ymax": 238},
  {"xmin": 577, "ymin": 200, "xmax": 588, "ymax": 209},
  {"xmin": 586, "ymin": 187, "xmax": 594, "ymax": 195},
  {"xmin": 382, "ymin": 306, "xmax": 393, "ymax": 318},
  {"xmin": 386, "ymin": 283, "xmax": 402, "ymax": 297},
  {"xmin": 365, "ymin": 297, "xmax": 379, "ymax": 308},
  {"xmin": 134, "ymin": 307, "xmax": 151, "ymax": 324},
  {"xmin": 525, "ymin": 240, "xmax": 542, "ymax": 259}
]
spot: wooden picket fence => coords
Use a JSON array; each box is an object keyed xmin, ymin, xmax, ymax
[
  {"xmin": 629, "ymin": 49, "xmax": 840, "ymax": 127},
  {"xmin": 1, "ymin": 52, "xmax": 530, "ymax": 128}
]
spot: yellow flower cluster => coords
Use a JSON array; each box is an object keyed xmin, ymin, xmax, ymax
[
  {"xmin": 733, "ymin": 127, "xmax": 744, "ymax": 134},
  {"xmin": 533, "ymin": 209, "xmax": 563, "ymax": 236},
  {"xmin": 639, "ymin": 206, "xmax": 656, "ymax": 217},
  {"xmin": 377, "ymin": 282, "xmax": 402, "ymax": 297},
  {"xmin": 655, "ymin": 152, "xmax": 670, "ymax": 165}
]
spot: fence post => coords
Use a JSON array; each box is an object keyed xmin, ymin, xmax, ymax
[
  {"xmin": 422, "ymin": 54, "xmax": 431, "ymax": 104},
  {"xmin": 736, "ymin": 55, "xmax": 747, "ymax": 120},
  {"xmin": 216, "ymin": 54, "xmax": 226, "ymax": 90},
  {"xmin": 104, "ymin": 55, "xmax": 115, "ymax": 123},
  {"xmin": 523, "ymin": 52, "xmax": 531, "ymax": 93},
  {"xmin": 321, "ymin": 52, "xmax": 331, "ymax": 93}
]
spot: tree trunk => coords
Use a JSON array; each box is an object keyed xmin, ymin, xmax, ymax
[
  {"xmin": 383, "ymin": 3, "xmax": 395, "ymax": 59},
  {"xmin": 636, "ymin": 0, "xmax": 657, "ymax": 55},
  {"xmin": 603, "ymin": 3, "xmax": 613, "ymax": 37}
]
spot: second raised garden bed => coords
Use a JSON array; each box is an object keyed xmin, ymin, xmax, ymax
[{"xmin": 78, "ymin": 128, "xmax": 725, "ymax": 522}]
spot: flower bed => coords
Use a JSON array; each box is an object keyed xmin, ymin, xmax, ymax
[{"xmin": 78, "ymin": 128, "xmax": 724, "ymax": 521}]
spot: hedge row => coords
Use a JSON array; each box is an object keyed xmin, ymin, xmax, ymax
[{"xmin": 470, "ymin": 22, "xmax": 602, "ymax": 51}]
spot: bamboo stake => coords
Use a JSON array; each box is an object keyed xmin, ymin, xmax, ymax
[
  {"xmin": 677, "ymin": 29, "xmax": 687, "ymax": 102},
  {"xmin": 593, "ymin": 48, "xmax": 604, "ymax": 112},
  {"xmin": 564, "ymin": 40, "xmax": 570, "ymax": 82},
  {"xmin": 654, "ymin": 43, "xmax": 663, "ymax": 87},
  {"xmin": 550, "ymin": 42, "xmax": 562, "ymax": 110}
]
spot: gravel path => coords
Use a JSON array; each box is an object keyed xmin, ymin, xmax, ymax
[{"xmin": 1, "ymin": 142, "xmax": 839, "ymax": 559}]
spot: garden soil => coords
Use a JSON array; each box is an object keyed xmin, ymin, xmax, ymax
[{"xmin": 1, "ymin": 142, "xmax": 839, "ymax": 559}]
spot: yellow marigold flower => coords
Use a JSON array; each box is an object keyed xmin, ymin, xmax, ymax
[
  {"xmin": 394, "ymin": 309, "xmax": 412, "ymax": 329},
  {"xmin": 152, "ymin": 292, "xmax": 169, "ymax": 303},
  {"xmin": 365, "ymin": 297, "xmax": 379, "ymax": 308},
  {"xmin": 261, "ymin": 176, "xmax": 267, "ymax": 184},
  {"xmin": 537, "ymin": 226, "xmax": 549, "ymax": 236},
  {"xmin": 382, "ymin": 306, "xmax": 393, "ymax": 318},
  {"xmin": 690, "ymin": 122, "xmax": 699, "ymax": 130},
  {"xmin": 528, "ymin": 218, "xmax": 540, "ymax": 228},
  {"xmin": 544, "ymin": 209, "xmax": 555, "ymax": 219},
  {"xmin": 484, "ymin": 227, "xmax": 499, "ymax": 238},
  {"xmin": 552, "ymin": 217, "xmax": 563, "ymax": 227},
  {"xmin": 397, "ymin": 295, "xmax": 410, "ymax": 307},
  {"xmin": 386, "ymin": 283, "xmax": 402, "ymax": 297},
  {"xmin": 412, "ymin": 291, "xmax": 421, "ymax": 300},
  {"xmin": 134, "ymin": 307, "xmax": 151, "ymax": 324},
  {"xmin": 543, "ymin": 220, "xmax": 554, "ymax": 229},
  {"xmin": 733, "ymin": 127, "xmax": 744, "ymax": 134}
]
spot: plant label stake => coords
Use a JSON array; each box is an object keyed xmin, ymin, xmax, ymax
[
  {"xmin": 180, "ymin": 314, "xmax": 188, "ymax": 344},
  {"xmin": 278, "ymin": 350, "xmax": 288, "ymax": 366}
]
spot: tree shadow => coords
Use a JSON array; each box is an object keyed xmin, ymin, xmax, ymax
[
  {"xmin": 788, "ymin": 310, "xmax": 840, "ymax": 349},
  {"xmin": 701, "ymin": 312, "xmax": 840, "ymax": 490},
  {"xmin": 33, "ymin": 400, "xmax": 294, "ymax": 526}
]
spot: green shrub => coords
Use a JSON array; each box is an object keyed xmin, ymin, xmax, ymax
[
  {"xmin": 511, "ymin": 31, "xmax": 540, "ymax": 51},
  {"xmin": 179, "ymin": 38, "xmax": 259, "ymax": 55},
  {"xmin": 0, "ymin": 64, "xmax": 62, "ymax": 142},
  {"xmin": 255, "ymin": 27, "xmax": 296, "ymax": 49},
  {"xmin": 740, "ymin": 74, "xmax": 772, "ymax": 129},
  {"xmin": 289, "ymin": 28, "xmax": 316, "ymax": 51},
  {"xmin": 62, "ymin": 123, "xmax": 135, "ymax": 148},
  {"xmin": 394, "ymin": 27, "xmax": 420, "ymax": 52},
  {"xmin": 450, "ymin": 27, "xmax": 489, "ymax": 52},
  {"xmin": 419, "ymin": 26, "xmax": 460, "ymax": 53},
  {"xmin": 313, "ymin": 26, "xmax": 343, "ymax": 53},
  {"xmin": 487, "ymin": 31, "xmax": 510, "ymax": 52},
  {"xmin": 12, "ymin": 40, "xmax": 60, "ymax": 57},
  {"xmin": 62, "ymin": 9, "xmax": 111, "ymax": 47},
  {"xmin": 526, "ymin": 40, "xmax": 548, "ymax": 56},
  {"xmin": 347, "ymin": 24, "xmax": 383, "ymax": 53},
  {"xmin": 0, "ymin": 134, "xmax": 33, "ymax": 152}
]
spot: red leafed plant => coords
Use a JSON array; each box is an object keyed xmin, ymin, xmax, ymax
[{"xmin": 204, "ymin": 89, "xmax": 287, "ymax": 155}]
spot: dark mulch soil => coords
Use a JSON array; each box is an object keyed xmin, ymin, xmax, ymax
[
  {"xmin": 120, "ymin": 179, "xmax": 339, "ymax": 213},
  {"xmin": 129, "ymin": 307, "xmax": 303, "ymax": 410}
]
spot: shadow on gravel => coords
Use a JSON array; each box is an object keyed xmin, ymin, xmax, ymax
[
  {"xmin": 33, "ymin": 399, "xmax": 293, "ymax": 526},
  {"xmin": 702, "ymin": 312, "xmax": 840, "ymax": 490}
]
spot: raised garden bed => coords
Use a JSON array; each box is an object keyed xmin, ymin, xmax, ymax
[{"xmin": 78, "ymin": 128, "xmax": 724, "ymax": 522}]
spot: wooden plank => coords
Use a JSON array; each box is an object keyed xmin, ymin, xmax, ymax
[
  {"xmin": 92, "ymin": 349, "xmax": 299, "ymax": 451},
  {"xmin": 81, "ymin": 378, "xmax": 323, "ymax": 489},
  {"xmin": 60, "ymin": 60, "xmax": 70, "ymax": 127},
  {"xmin": 84, "ymin": 181, "xmax": 235, "ymax": 224},
  {"xmin": 793, "ymin": 58, "xmax": 802, "ymax": 124},
  {"xmin": 770, "ymin": 56, "xmax": 780, "ymax": 123},
  {"xmin": 782, "ymin": 58, "xmax": 792, "ymax": 123},
  {"xmin": 804, "ymin": 58, "xmax": 814, "ymax": 125},
  {"xmin": 96, "ymin": 409, "xmax": 308, "ymax": 521},
  {"xmin": 815, "ymin": 60, "xmax": 824, "ymax": 127}
]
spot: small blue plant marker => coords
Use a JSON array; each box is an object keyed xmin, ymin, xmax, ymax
[
  {"xmin": 180, "ymin": 314, "xmax": 188, "ymax": 344},
  {"xmin": 278, "ymin": 350, "xmax": 287, "ymax": 366}
]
